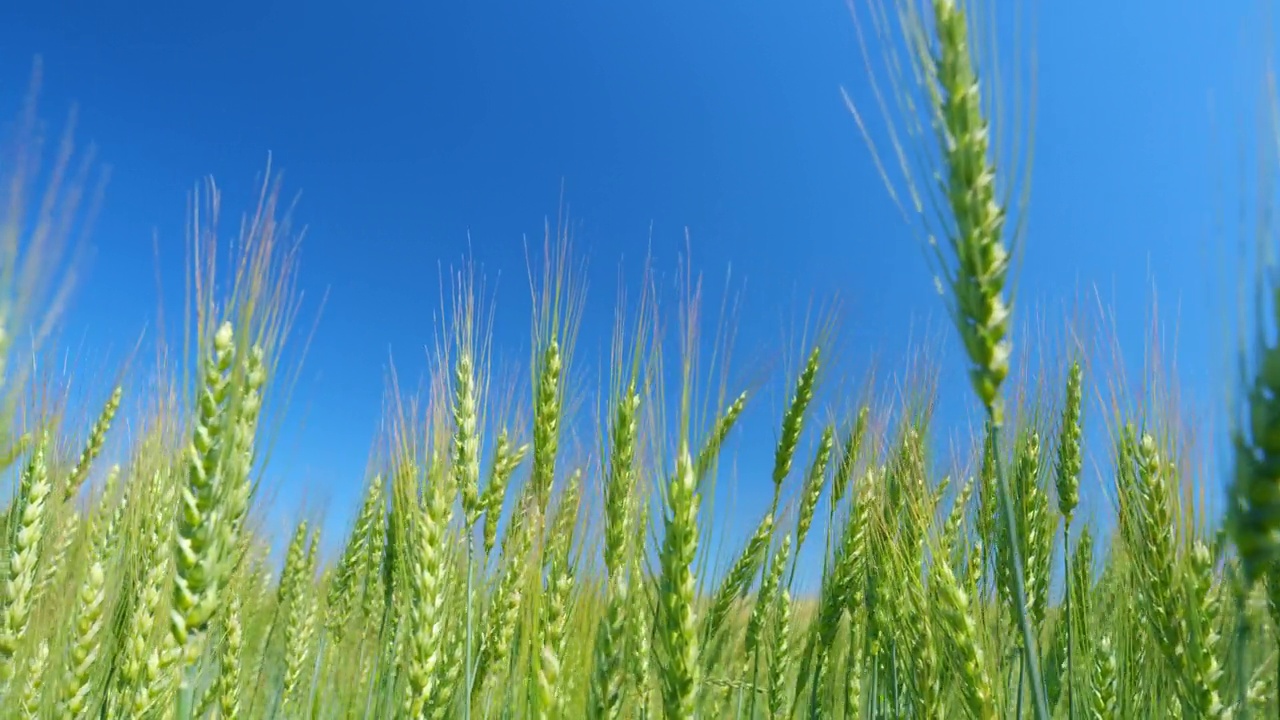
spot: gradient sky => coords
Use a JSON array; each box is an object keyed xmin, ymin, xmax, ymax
[{"xmin": 0, "ymin": 0, "xmax": 1273, "ymax": 578}]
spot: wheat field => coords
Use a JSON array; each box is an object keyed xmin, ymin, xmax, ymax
[{"xmin": 0, "ymin": 0, "xmax": 1277, "ymax": 718}]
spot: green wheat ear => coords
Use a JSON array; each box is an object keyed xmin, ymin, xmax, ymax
[
  {"xmin": 849, "ymin": 0, "xmax": 1044, "ymax": 714},
  {"xmin": 1056, "ymin": 361, "xmax": 1083, "ymax": 523},
  {"xmin": 930, "ymin": 0, "xmax": 1016, "ymax": 422},
  {"xmin": 848, "ymin": 0, "xmax": 1034, "ymax": 426}
]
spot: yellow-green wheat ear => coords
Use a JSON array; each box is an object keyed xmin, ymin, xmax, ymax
[
  {"xmin": 0, "ymin": 433, "xmax": 32, "ymax": 474},
  {"xmin": 472, "ymin": 494, "xmax": 532, "ymax": 705},
  {"xmin": 117, "ymin": 470, "xmax": 177, "ymax": 715},
  {"xmin": 532, "ymin": 338, "xmax": 562, "ymax": 510},
  {"xmin": 454, "ymin": 349, "xmax": 481, "ymax": 528},
  {"xmin": 589, "ymin": 387, "xmax": 640, "ymax": 720},
  {"xmin": 281, "ymin": 528, "xmax": 319, "ymax": 715},
  {"xmin": 657, "ymin": 444, "xmax": 700, "ymax": 719},
  {"xmin": 694, "ymin": 390, "xmax": 748, "ymax": 489},
  {"xmin": 0, "ymin": 433, "xmax": 50, "ymax": 684},
  {"xmin": 64, "ymin": 385, "xmax": 123, "ymax": 503},
  {"xmin": 57, "ymin": 549, "xmax": 106, "ymax": 717},
  {"xmin": 1089, "ymin": 635, "xmax": 1118, "ymax": 719},
  {"xmin": 225, "ymin": 344, "xmax": 266, "ymax": 531},
  {"xmin": 537, "ymin": 469, "xmax": 580, "ymax": 719},
  {"xmin": 17, "ymin": 640, "xmax": 48, "ymax": 719},
  {"xmin": 216, "ymin": 594, "xmax": 244, "ymax": 718},
  {"xmin": 171, "ymin": 320, "xmax": 236, "ymax": 650},
  {"xmin": 327, "ymin": 473, "xmax": 384, "ymax": 642},
  {"xmin": 766, "ymin": 587, "xmax": 793, "ymax": 719},
  {"xmin": 482, "ymin": 431, "xmax": 527, "ymax": 556}
]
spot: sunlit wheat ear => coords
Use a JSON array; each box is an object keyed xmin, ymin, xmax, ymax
[
  {"xmin": 434, "ymin": 576, "xmax": 468, "ymax": 719},
  {"xmin": 965, "ymin": 536, "xmax": 984, "ymax": 604},
  {"xmin": 0, "ymin": 433, "xmax": 32, "ymax": 475},
  {"xmin": 743, "ymin": 534, "xmax": 791, "ymax": 717},
  {"xmin": 1055, "ymin": 361, "xmax": 1083, "ymax": 524},
  {"xmin": 766, "ymin": 587, "xmax": 793, "ymax": 720},
  {"xmin": 532, "ymin": 338, "xmax": 562, "ymax": 510},
  {"xmin": 899, "ymin": 523, "xmax": 942, "ymax": 716},
  {"xmin": 119, "ymin": 470, "xmax": 176, "ymax": 715},
  {"xmin": 930, "ymin": 546, "xmax": 996, "ymax": 720},
  {"xmin": 224, "ymin": 344, "xmax": 265, "ymax": 543},
  {"xmin": 1054, "ymin": 360, "xmax": 1083, "ymax": 718},
  {"xmin": 59, "ymin": 561, "xmax": 105, "ymax": 717},
  {"xmin": 793, "ymin": 414, "xmax": 874, "ymax": 713},
  {"xmin": 795, "ymin": 424, "xmax": 835, "ymax": 555},
  {"xmin": 170, "ymin": 321, "xmax": 235, "ymax": 654},
  {"xmin": 281, "ymin": 528, "xmax": 319, "ymax": 716},
  {"xmin": 694, "ymin": 390, "xmax": 748, "ymax": 489},
  {"xmin": 454, "ymin": 350, "xmax": 481, "ymax": 528},
  {"xmin": 843, "ymin": 634, "xmax": 863, "ymax": 719},
  {"xmin": 445, "ymin": 261, "xmax": 491, "ymax": 720},
  {"xmin": 795, "ymin": 465, "xmax": 873, "ymax": 709},
  {"xmin": 1089, "ymin": 635, "xmax": 1118, "ymax": 720},
  {"xmin": 257, "ymin": 518, "xmax": 308, "ymax": 713},
  {"xmin": 832, "ymin": 405, "xmax": 870, "ymax": 505},
  {"xmin": 215, "ymin": 594, "xmax": 244, "ymax": 718},
  {"xmin": 625, "ymin": 557, "xmax": 651, "ymax": 706},
  {"xmin": 1070, "ymin": 527, "xmax": 1095, "ymax": 621},
  {"xmin": 482, "ymin": 431, "xmax": 529, "ymax": 556},
  {"xmin": 850, "ymin": 0, "xmax": 1030, "ymax": 426},
  {"xmin": 1127, "ymin": 431, "xmax": 1227, "ymax": 718},
  {"xmin": 32, "ymin": 507, "xmax": 78, "ymax": 610},
  {"xmin": 327, "ymin": 473, "xmax": 384, "ymax": 643},
  {"xmin": 538, "ymin": 469, "xmax": 580, "ymax": 720},
  {"xmin": 1188, "ymin": 541, "xmax": 1229, "ymax": 717},
  {"xmin": 657, "ymin": 444, "xmax": 700, "ymax": 719},
  {"xmin": 976, "ymin": 427, "xmax": 998, "ymax": 571},
  {"xmin": 0, "ymin": 433, "xmax": 50, "ymax": 684},
  {"xmin": 359, "ymin": 495, "xmax": 388, "ymax": 630},
  {"xmin": 277, "ymin": 519, "xmax": 310, "ymax": 620},
  {"xmin": 748, "ymin": 536, "xmax": 790, "ymax": 660},
  {"xmin": 400, "ymin": 449, "xmax": 450, "ymax": 720},
  {"xmin": 701, "ymin": 511, "xmax": 772, "ymax": 656},
  {"xmin": 18, "ymin": 640, "xmax": 48, "ymax": 720},
  {"xmin": 472, "ymin": 495, "xmax": 533, "ymax": 705},
  {"xmin": 849, "ymin": 6, "xmax": 1044, "ymax": 697},
  {"xmin": 590, "ymin": 387, "xmax": 640, "ymax": 720},
  {"xmin": 941, "ymin": 475, "xmax": 975, "ymax": 558},
  {"xmin": 57, "ymin": 483, "xmax": 117, "ymax": 719},
  {"xmin": 932, "ymin": 0, "xmax": 1015, "ymax": 421},
  {"xmin": 1014, "ymin": 430, "xmax": 1053, "ymax": 630},
  {"xmin": 64, "ymin": 385, "xmax": 122, "ymax": 503},
  {"xmin": 773, "ymin": 346, "xmax": 820, "ymax": 497},
  {"xmin": 1129, "ymin": 432, "xmax": 1177, "ymax": 635}
]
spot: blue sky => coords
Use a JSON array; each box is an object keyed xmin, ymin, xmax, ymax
[{"xmin": 0, "ymin": 1, "xmax": 1274, "ymax": 577}]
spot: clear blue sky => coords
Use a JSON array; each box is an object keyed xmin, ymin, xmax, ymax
[{"xmin": 0, "ymin": 1, "xmax": 1273, "ymax": 576}]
